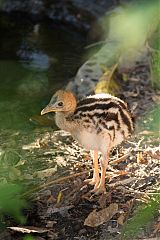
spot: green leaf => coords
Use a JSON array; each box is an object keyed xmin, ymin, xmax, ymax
[
  {"xmin": 121, "ymin": 193, "xmax": 160, "ymax": 239},
  {"xmin": 0, "ymin": 183, "xmax": 27, "ymax": 224},
  {"xmin": 23, "ymin": 235, "xmax": 35, "ymax": 240}
]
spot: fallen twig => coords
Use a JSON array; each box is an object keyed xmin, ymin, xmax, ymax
[
  {"xmin": 108, "ymin": 177, "xmax": 136, "ymax": 187},
  {"xmin": 22, "ymin": 170, "xmax": 91, "ymax": 199},
  {"xmin": 110, "ymin": 151, "xmax": 131, "ymax": 165}
]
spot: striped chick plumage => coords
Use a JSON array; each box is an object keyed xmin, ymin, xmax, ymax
[{"xmin": 41, "ymin": 90, "xmax": 134, "ymax": 194}]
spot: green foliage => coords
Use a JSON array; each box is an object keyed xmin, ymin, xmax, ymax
[
  {"xmin": 0, "ymin": 148, "xmax": 23, "ymax": 182},
  {"xmin": 0, "ymin": 148, "xmax": 21, "ymax": 167},
  {"xmin": 120, "ymin": 193, "xmax": 160, "ymax": 239},
  {"xmin": 110, "ymin": 2, "xmax": 158, "ymax": 48},
  {"xmin": 150, "ymin": 38, "xmax": 160, "ymax": 89},
  {"xmin": 87, "ymin": 0, "xmax": 160, "ymax": 95},
  {"xmin": 138, "ymin": 103, "xmax": 160, "ymax": 136},
  {"xmin": 0, "ymin": 183, "xmax": 27, "ymax": 225},
  {"xmin": 23, "ymin": 235, "xmax": 35, "ymax": 240},
  {"xmin": 147, "ymin": 104, "xmax": 160, "ymax": 132},
  {"xmin": 0, "ymin": 147, "xmax": 29, "ymax": 227}
]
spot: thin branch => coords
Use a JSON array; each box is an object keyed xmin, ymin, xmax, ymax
[
  {"xmin": 110, "ymin": 151, "xmax": 131, "ymax": 165},
  {"xmin": 22, "ymin": 170, "xmax": 90, "ymax": 198}
]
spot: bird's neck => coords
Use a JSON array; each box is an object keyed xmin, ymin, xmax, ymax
[{"xmin": 55, "ymin": 111, "xmax": 76, "ymax": 133}]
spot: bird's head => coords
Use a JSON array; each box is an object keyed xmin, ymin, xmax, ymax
[{"xmin": 41, "ymin": 90, "xmax": 77, "ymax": 115}]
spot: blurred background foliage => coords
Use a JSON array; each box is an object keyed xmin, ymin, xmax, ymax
[
  {"xmin": 23, "ymin": 235, "xmax": 35, "ymax": 240},
  {"xmin": 151, "ymin": 37, "xmax": 160, "ymax": 89},
  {"xmin": 121, "ymin": 193, "xmax": 160, "ymax": 239},
  {"xmin": 88, "ymin": 0, "xmax": 160, "ymax": 95},
  {"xmin": 106, "ymin": 0, "xmax": 159, "ymax": 51},
  {"xmin": 0, "ymin": 183, "xmax": 27, "ymax": 228}
]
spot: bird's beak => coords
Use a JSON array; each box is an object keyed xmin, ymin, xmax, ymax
[{"xmin": 41, "ymin": 104, "xmax": 57, "ymax": 115}]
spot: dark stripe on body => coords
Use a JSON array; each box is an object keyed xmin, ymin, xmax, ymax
[
  {"xmin": 77, "ymin": 112, "xmax": 120, "ymax": 130},
  {"xmin": 77, "ymin": 97, "xmax": 128, "ymax": 111},
  {"xmin": 76, "ymin": 101, "xmax": 133, "ymax": 133},
  {"xmin": 77, "ymin": 98, "xmax": 98, "ymax": 108},
  {"xmin": 99, "ymin": 120, "xmax": 116, "ymax": 140},
  {"xmin": 118, "ymin": 109, "xmax": 133, "ymax": 133},
  {"xmin": 75, "ymin": 102, "xmax": 120, "ymax": 114}
]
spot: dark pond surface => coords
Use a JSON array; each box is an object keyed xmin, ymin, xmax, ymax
[{"xmin": 0, "ymin": 14, "xmax": 87, "ymax": 130}]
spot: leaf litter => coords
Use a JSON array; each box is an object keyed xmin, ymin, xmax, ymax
[
  {"xmin": 84, "ymin": 203, "xmax": 118, "ymax": 227},
  {"xmin": 0, "ymin": 60, "xmax": 160, "ymax": 240}
]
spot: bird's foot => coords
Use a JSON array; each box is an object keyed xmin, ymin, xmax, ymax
[
  {"xmin": 84, "ymin": 178, "xmax": 99, "ymax": 186},
  {"xmin": 90, "ymin": 183, "xmax": 106, "ymax": 195}
]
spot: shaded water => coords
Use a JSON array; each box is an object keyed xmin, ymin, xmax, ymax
[
  {"xmin": 0, "ymin": 14, "xmax": 86, "ymax": 130},
  {"xmin": 0, "ymin": 14, "xmax": 89, "ymax": 189}
]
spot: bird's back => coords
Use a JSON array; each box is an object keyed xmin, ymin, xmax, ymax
[{"xmin": 71, "ymin": 93, "xmax": 134, "ymax": 149}]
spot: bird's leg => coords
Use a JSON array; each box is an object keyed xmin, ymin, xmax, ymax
[
  {"xmin": 85, "ymin": 150, "xmax": 100, "ymax": 187},
  {"xmin": 93, "ymin": 149, "xmax": 110, "ymax": 194},
  {"xmin": 92, "ymin": 150, "xmax": 100, "ymax": 188}
]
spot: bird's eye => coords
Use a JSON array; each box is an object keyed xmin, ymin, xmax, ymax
[{"xmin": 57, "ymin": 101, "xmax": 63, "ymax": 107}]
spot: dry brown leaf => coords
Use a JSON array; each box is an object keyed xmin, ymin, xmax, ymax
[
  {"xmin": 120, "ymin": 170, "xmax": 129, "ymax": 176},
  {"xmin": 117, "ymin": 213, "xmax": 126, "ymax": 225},
  {"xmin": 144, "ymin": 147, "xmax": 160, "ymax": 160},
  {"xmin": 109, "ymin": 177, "xmax": 136, "ymax": 187},
  {"xmin": 152, "ymin": 94, "xmax": 160, "ymax": 102},
  {"xmin": 139, "ymin": 130, "xmax": 159, "ymax": 135},
  {"xmin": 153, "ymin": 222, "xmax": 160, "ymax": 233},
  {"xmin": 108, "ymin": 170, "xmax": 129, "ymax": 183},
  {"xmin": 84, "ymin": 203, "xmax": 118, "ymax": 227},
  {"xmin": 98, "ymin": 193, "xmax": 108, "ymax": 209}
]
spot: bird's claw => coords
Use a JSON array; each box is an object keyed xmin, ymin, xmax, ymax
[
  {"xmin": 84, "ymin": 178, "xmax": 99, "ymax": 186},
  {"xmin": 84, "ymin": 178, "xmax": 106, "ymax": 194},
  {"xmin": 85, "ymin": 178, "xmax": 106, "ymax": 195},
  {"xmin": 90, "ymin": 184, "xmax": 107, "ymax": 195}
]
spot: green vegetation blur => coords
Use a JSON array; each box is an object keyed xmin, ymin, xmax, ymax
[
  {"xmin": 100, "ymin": 0, "xmax": 160, "ymax": 68},
  {"xmin": 0, "ymin": 184, "xmax": 27, "ymax": 228},
  {"xmin": 121, "ymin": 193, "xmax": 160, "ymax": 239}
]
